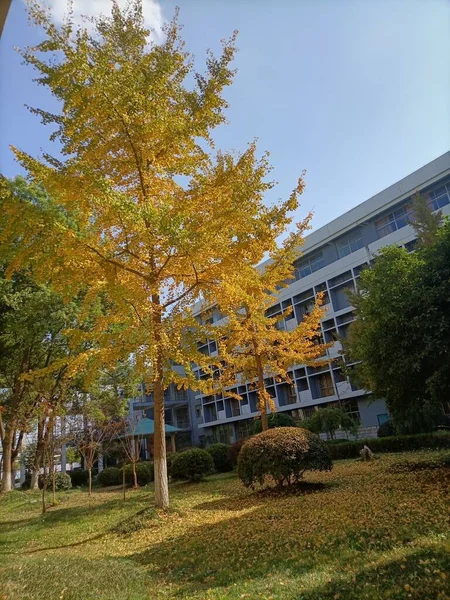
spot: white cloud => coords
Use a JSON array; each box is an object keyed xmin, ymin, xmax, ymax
[{"xmin": 39, "ymin": 0, "xmax": 165, "ymax": 41}]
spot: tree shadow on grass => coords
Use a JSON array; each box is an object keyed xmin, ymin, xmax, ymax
[
  {"xmin": 129, "ymin": 504, "xmax": 450, "ymax": 599},
  {"xmin": 128, "ymin": 477, "xmax": 449, "ymax": 600},
  {"xmin": 294, "ymin": 544, "xmax": 450, "ymax": 600},
  {"xmin": 0, "ymin": 498, "xmax": 122, "ymax": 531},
  {"xmin": 192, "ymin": 480, "xmax": 334, "ymax": 512},
  {"xmin": 0, "ymin": 497, "xmax": 156, "ymax": 556},
  {"xmin": 0, "ymin": 503, "xmax": 159, "ymax": 556}
]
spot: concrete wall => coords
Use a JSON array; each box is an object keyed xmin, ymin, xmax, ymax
[{"xmin": 358, "ymin": 397, "xmax": 389, "ymax": 427}]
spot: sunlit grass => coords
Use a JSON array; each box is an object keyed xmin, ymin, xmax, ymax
[{"xmin": 0, "ymin": 450, "xmax": 449, "ymax": 599}]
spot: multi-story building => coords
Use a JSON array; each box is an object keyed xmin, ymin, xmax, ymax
[{"xmin": 190, "ymin": 152, "xmax": 450, "ymax": 445}]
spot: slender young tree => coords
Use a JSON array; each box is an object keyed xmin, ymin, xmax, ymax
[
  {"xmin": 119, "ymin": 417, "xmax": 144, "ymax": 491},
  {"xmin": 210, "ymin": 221, "xmax": 329, "ymax": 431},
  {"xmin": 411, "ymin": 191, "xmax": 443, "ymax": 248},
  {"xmin": 0, "ymin": 2, "xmax": 308, "ymax": 507}
]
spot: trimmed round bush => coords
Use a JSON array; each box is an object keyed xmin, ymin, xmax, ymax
[
  {"xmin": 124, "ymin": 462, "xmax": 154, "ymax": 486},
  {"xmin": 69, "ymin": 469, "xmax": 89, "ymax": 487},
  {"xmin": 238, "ymin": 427, "xmax": 332, "ymax": 489},
  {"xmin": 38, "ymin": 472, "xmax": 72, "ymax": 491},
  {"xmin": 170, "ymin": 448, "xmax": 214, "ymax": 482},
  {"xmin": 98, "ymin": 466, "xmax": 122, "ymax": 487},
  {"xmin": 250, "ymin": 412, "xmax": 296, "ymax": 435},
  {"xmin": 206, "ymin": 443, "xmax": 233, "ymax": 472}
]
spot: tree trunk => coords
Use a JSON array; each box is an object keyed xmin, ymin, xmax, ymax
[
  {"xmin": 151, "ymin": 294, "xmax": 169, "ymax": 510},
  {"xmin": 52, "ymin": 466, "xmax": 56, "ymax": 504},
  {"xmin": 132, "ymin": 462, "xmax": 138, "ymax": 489},
  {"xmin": 1, "ymin": 428, "xmax": 14, "ymax": 493},
  {"xmin": 153, "ymin": 376, "xmax": 169, "ymax": 509},
  {"xmin": 11, "ymin": 429, "xmax": 24, "ymax": 468},
  {"xmin": 42, "ymin": 465, "xmax": 47, "ymax": 514},
  {"xmin": 50, "ymin": 439, "xmax": 56, "ymax": 504},
  {"xmin": 122, "ymin": 465, "xmax": 126, "ymax": 501},
  {"xmin": 88, "ymin": 467, "xmax": 92, "ymax": 497},
  {"xmin": 31, "ymin": 417, "xmax": 45, "ymax": 490},
  {"xmin": 255, "ymin": 353, "xmax": 269, "ymax": 432}
]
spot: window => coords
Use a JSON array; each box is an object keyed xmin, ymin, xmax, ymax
[
  {"xmin": 230, "ymin": 399, "xmax": 240, "ymax": 417},
  {"xmin": 175, "ymin": 407, "xmax": 190, "ymax": 429},
  {"xmin": 287, "ymin": 385, "xmax": 297, "ymax": 405},
  {"xmin": 282, "ymin": 299, "xmax": 295, "ymax": 320},
  {"xmin": 329, "ymin": 270, "xmax": 353, "ymax": 288},
  {"xmin": 377, "ymin": 413, "xmax": 389, "ymax": 426},
  {"xmin": 204, "ymin": 403, "xmax": 217, "ymax": 423},
  {"xmin": 336, "ymin": 232, "xmax": 363, "ymax": 259},
  {"xmin": 342, "ymin": 399, "xmax": 361, "ymax": 424},
  {"xmin": 426, "ymin": 184, "xmax": 450, "ymax": 211},
  {"xmin": 296, "ymin": 378, "xmax": 309, "ymax": 392},
  {"xmin": 315, "ymin": 373, "xmax": 334, "ymax": 398},
  {"xmin": 175, "ymin": 389, "xmax": 187, "ymax": 402},
  {"xmin": 236, "ymin": 420, "xmax": 252, "ymax": 440},
  {"xmin": 302, "ymin": 406, "xmax": 316, "ymax": 419},
  {"xmin": 195, "ymin": 405, "xmax": 202, "ymax": 419},
  {"xmin": 324, "ymin": 327, "xmax": 337, "ymax": 343},
  {"xmin": 404, "ymin": 239, "xmax": 418, "ymax": 253},
  {"xmin": 294, "ymin": 252, "xmax": 325, "ymax": 280},
  {"xmin": 375, "ymin": 203, "xmax": 413, "ymax": 238}
]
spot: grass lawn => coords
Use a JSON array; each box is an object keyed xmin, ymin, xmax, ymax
[{"xmin": 0, "ymin": 450, "xmax": 449, "ymax": 600}]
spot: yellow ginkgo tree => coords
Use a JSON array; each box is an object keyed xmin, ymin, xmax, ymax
[
  {"xmin": 208, "ymin": 216, "xmax": 329, "ymax": 432},
  {"xmin": 0, "ymin": 1, "xmax": 311, "ymax": 508}
]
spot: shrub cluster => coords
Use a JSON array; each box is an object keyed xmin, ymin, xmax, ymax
[
  {"xmin": 98, "ymin": 466, "xmax": 122, "ymax": 487},
  {"xmin": 238, "ymin": 427, "xmax": 332, "ymax": 489},
  {"xmin": 170, "ymin": 448, "xmax": 214, "ymax": 482},
  {"xmin": 69, "ymin": 469, "xmax": 89, "ymax": 487},
  {"xmin": 206, "ymin": 443, "xmax": 233, "ymax": 472},
  {"xmin": 124, "ymin": 462, "xmax": 154, "ymax": 486},
  {"xmin": 38, "ymin": 472, "xmax": 72, "ymax": 491},
  {"xmin": 327, "ymin": 431, "xmax": 450, "ymax": 460},
  {"xmin": 97, "ymin": 462, "xmax": 154, "ymax": 487}
]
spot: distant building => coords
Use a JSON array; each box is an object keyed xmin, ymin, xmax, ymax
[{"xmin": 189, "ymin": 152, "xmax": 450, "ymax": 444}]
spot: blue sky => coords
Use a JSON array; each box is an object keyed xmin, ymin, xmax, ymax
[{"xmin": 1, "ymin": 0, "xmax": 449, "ymax": 233}]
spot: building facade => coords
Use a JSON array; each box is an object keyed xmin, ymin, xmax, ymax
[{"xmin": 189, "ymin": 152, "xmax": 450, "ymax": 445}]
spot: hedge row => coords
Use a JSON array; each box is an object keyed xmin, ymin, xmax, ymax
[
  {"xmin": 97, "ymin": 462, "xmax": 154, "ymax": 487},
  {"xmin": 327, "ymin": 431, "xmax": 450, "ymax": 459}
]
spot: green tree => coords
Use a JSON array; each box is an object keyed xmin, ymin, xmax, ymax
[
  {"xmin": 0, "ymin": 268, "xmax": 82, "ymax": 492},
  {"xmin": 302, "ymin": 406, "xmax": 359, "ymax": 439},
  {"xmin": 344, "ymin": 221, "xmax": 450, "ymax": 433},
  {"xmin": 65, "ymin": 446, "xmax": 81, "ymax": 469}
]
